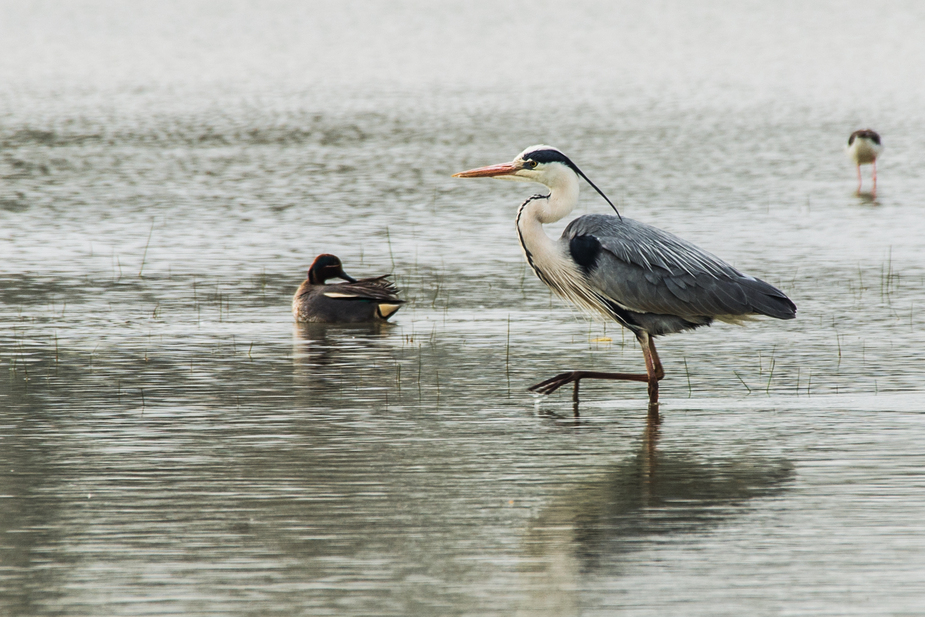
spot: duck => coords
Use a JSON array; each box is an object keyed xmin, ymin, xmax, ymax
[
  {"xmin": 292, "ymin": 254, "xmax": 404, "ymax": 323},
  {"xmin": 847, "ymin": 129, "xmax": 883, "ymax": 195}
]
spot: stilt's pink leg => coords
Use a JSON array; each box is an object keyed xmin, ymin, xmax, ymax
[
  {"xmin": 872, "ymin": 161, "xmax": 878, "ymax": 196},
  {"xmin": 856, "ymin": 165, "xmax": 862, "ymax": 193}
]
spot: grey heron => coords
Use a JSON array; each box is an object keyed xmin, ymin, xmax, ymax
[
  {"xmin": 847, "ymin": 129, "xmax": 883, "ymax": 196},
  {"xmin": 453, "ymin": 145, "xmax": 796, "ymax": 406},
  {"xmin": 293, "ymin": 254, "xmax": 404, "ymax": 323}
]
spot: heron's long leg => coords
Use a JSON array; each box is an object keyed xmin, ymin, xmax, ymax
[
  {"xmin": 639, "ymin": 332, "xmax": 665, "ymax": 404},
  {"xmin": 527, "ymin": 332, "xmax": 666, "ymax": 404}
]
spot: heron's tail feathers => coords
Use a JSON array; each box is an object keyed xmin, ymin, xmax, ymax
[{"xmin": 741, "ymin": 277, "xmax": 797, "ymax": 320}]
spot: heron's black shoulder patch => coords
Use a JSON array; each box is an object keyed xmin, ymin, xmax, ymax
[{"xmin": 569, "ymin": 235, "xmax": 601, "ymax": 274}]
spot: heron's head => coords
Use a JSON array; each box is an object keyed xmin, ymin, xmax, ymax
[
  {"xmin": 452, "ymin": 145, "xmax": 572, "ymax": 184},
  {"xmin": 308, "ymin": 254, "xmax": 356, "ymax": 285},
  {"xmin": 453, "ymin": 145, "xmax": 620, "ymax": 216}
]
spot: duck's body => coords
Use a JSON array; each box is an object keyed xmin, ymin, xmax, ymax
[
  {"xmin": 847, "ymin": 129, "xmax": 882, "ymax": 195},
  {"xmin": 292, "ymin": 254, "xmax": 403, "ymax": 324},
  {"xmin": 454, "ymin": 145, "xmax": 796, "ymax": 406}
]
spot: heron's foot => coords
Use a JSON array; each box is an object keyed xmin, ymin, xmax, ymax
[
  {"xmin": 647, "ymin": 401, "xmax": 660, "ymax": 424},
  {"xmin": 648, "ymin": 379, "xmax": 659, "ymax": 405},
  {"xmin": 528, "ymin": 370, "xmax": 651, "ymax": 396},
  {"xmin": 528, "ymin": 372, "xmax": 581, "ymax": 396}
]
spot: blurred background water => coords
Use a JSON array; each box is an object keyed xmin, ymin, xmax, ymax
[{"xmin": 2, "ymin": 1, "xmax": 925, "ymax": 615}]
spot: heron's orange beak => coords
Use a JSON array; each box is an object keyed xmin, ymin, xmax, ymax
[{"xmin": 452, "ymin": 162, "xmax": 520, "ymax": 178}]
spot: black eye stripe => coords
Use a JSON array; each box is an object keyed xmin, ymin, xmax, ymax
[
  {"xmin": 521, "ymin": 148, "xmax": 585, "ymax": 175},
  {"xmin": 525, "ymin": 149, "xmax": 573, "ymax": 166}
]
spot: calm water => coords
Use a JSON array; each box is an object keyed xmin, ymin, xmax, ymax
[{"xmin": 2, "ymin": 1, "xmax": 925, "ymax": 615}]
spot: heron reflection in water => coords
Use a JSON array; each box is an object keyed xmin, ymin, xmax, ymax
[
  {"xmin": 516, "ymin": 411, "xmax": 794, "ymax": 616},
  {"xmin": 454, "ymin": 146, "xmax": 796, "ymax": 407}
]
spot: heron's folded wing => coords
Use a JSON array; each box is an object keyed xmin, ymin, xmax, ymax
[{"xmin": 563, "ymin": 214, "xmax": 794, "ymax": 319}]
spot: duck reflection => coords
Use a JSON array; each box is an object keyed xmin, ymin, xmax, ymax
[
  {"xmin": 292, "ymin": 322, "xmax": 399, "ymax": 405},
  {"xmin": 517, "ymin": 411, "xmax": 793, "ymax": 616}
]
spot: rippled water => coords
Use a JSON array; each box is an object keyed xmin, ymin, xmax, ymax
[{"xmin": 3, "ymin": 1, "xmax": 925, "ymax": 615}]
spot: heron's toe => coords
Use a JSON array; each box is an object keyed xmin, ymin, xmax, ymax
[{"xmin": 528, "ymin": 372, "xmax": 578, "ymax": 395}]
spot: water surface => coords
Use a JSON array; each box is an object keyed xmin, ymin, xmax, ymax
[{"xmin": 2, "ymin": 1, "xmax": 925, "ymax": 615}]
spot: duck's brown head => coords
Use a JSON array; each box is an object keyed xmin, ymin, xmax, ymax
[{"xmin": 308, "ymin": 254, "xmax": 357, "ymax": 285}]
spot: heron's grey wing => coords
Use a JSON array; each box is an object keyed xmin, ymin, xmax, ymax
[{"xmin": 563, "ymin": 214, "xmax": 795, "ymax": 320}]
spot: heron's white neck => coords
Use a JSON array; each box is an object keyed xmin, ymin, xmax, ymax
[{"xmin": 515, "ymin": 166, "xmax": 580, "ymax": 260}]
